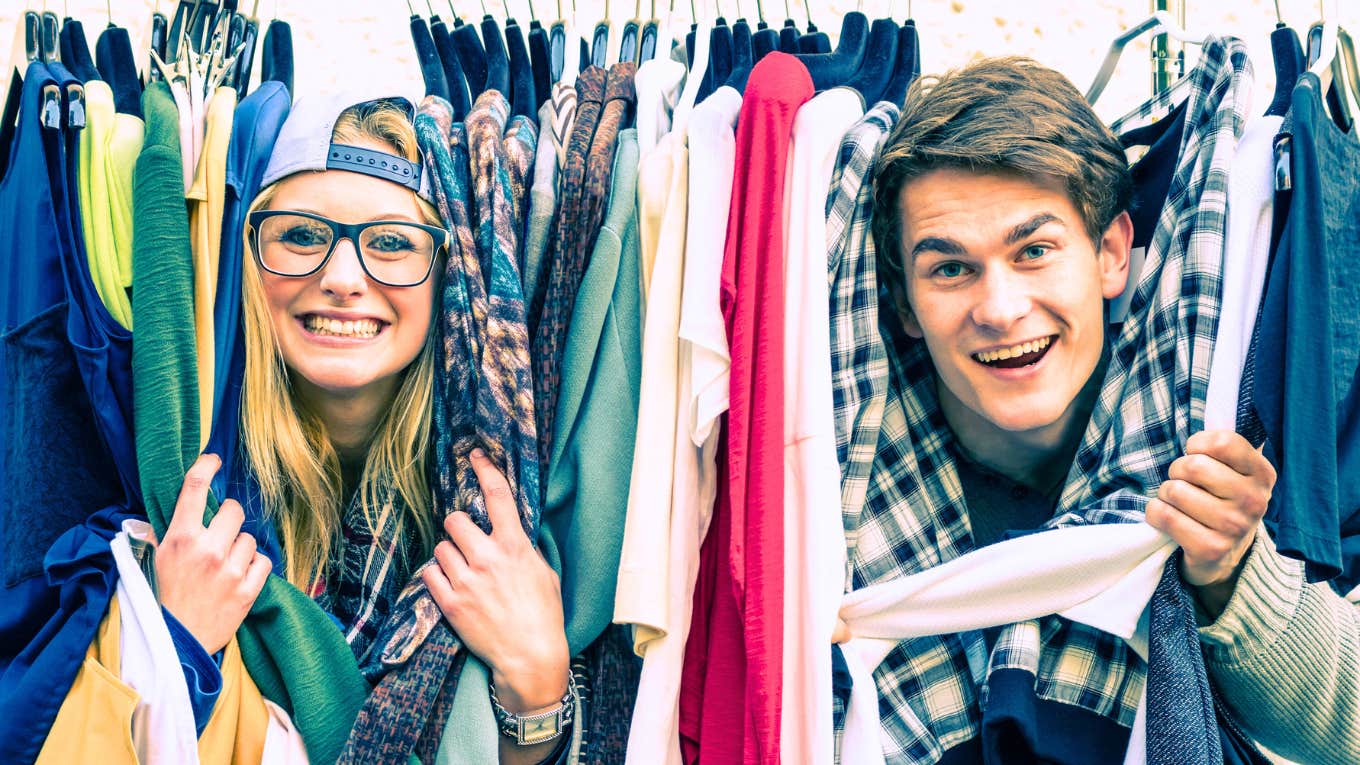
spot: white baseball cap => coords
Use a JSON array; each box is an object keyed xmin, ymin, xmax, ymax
[{"xmin": 260, "ymin": 89, "xmax": 434, "ymax": 204}]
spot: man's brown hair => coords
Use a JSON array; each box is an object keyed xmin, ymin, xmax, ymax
[{"xmin": 870, "ymin": 56, "xmax": 1134, "ymax": 293}]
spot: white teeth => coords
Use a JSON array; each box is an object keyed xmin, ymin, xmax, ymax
[
  {"xmin": 974, "ymin": 336, "xmax": 1052, "ymax": 364},
  {"xmin": 303, "ymin": 316, "xmax": 382, "ymax": 338}
]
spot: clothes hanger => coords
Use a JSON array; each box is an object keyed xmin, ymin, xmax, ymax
[
  {"xmin": 798, "ymin": 0, "xmax": 829, "ymax": 53},
  {"xmin": 39, "ymin": 9, "xmax": 60, "ymax": 65},
  {"xmin": 1266, "ymin": 0, "xmax": 1303, "ymax": 118},
  {"xmin": 723, "ymin": 0, "xmax": 754, "ymax": 92},
  {"xmin": 1085, "ymin": 10, "xmax": 1206, "ymax": 105},
  {"xmin": 591, "ymin": 0, "xmax": 611, "ymax": 68},
  {"xmin": 880, "ymin": 0, "xmax": 919, "ymax": 107},
  {"xmin": 751, "ymin": 0, "xmax": 777, "ymax": 59},
  {"xmin": 619, "ymin": 0, "xmax": 641, "ymax": 62},
  {"xmin": 428, "ymin": 1, "xmax": 471, "ymax": 117},
  {"xmin": 638, "ymin": 0, "xmax": 659, "ymax": 61},
  {"xmin": 778, "ymin": 0, "xmax": 799, "ymax": 53},
  {"xmin": 166, "ymin": 0, "xmax": 195, "ymax": 62},
  {"xmin": 526, "ymin": 0, "xmax": 552, "ymax": 105},
  {"xmin": 450, "ymin": 0, "xmax": 490, "ymax": 98},
  {"xmin": 59, "ymin": 10, "xmax": 102, "ymax": 82},
  {"xmin": 1305, "ymin": 17, "xmax": 1356, "ymax": 130},
  {"xmin": 503, "ymin": 0, "xmax": 537, "ymax": 115},
  {"xmin": 844, "ymin": 11, "xmax": 899, "ymax": 103},
  {"xmin": 225, "ymin": 0, "xmax": 259, "ymax": 94},
  {"xmin": 96, "ymin": 3, "xmax": 144, "ymax": 116},
  {"xmin": 147, "ymin": 1, "xmax": 169, "ymax": 82},
  {"xmin": 188, "ymin": 0, "xmax": 220, "ymax": 54},
  {"xmin": 480, "ymin": 1, "xmax": 512, "ymax": 96},
  {"xmin": 260, "ymin": 4, "xmax": 293, "ymax": 98},
  {"xmin": 701, "ymin": 0, "xmax": 733, "ymax": 100},
  {"xmin": 548, "ymin": 0, "xmax": 566, "ymax": 82},
  {"xmin": 793, "ymin": 10, "xmax": 868, "ymax": 90},
  {"xmin": 407, "ymin": 0, "xmax": 451, "ymax": 102}
]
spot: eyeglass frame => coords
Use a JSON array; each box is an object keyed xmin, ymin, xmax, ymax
[{"xmin": 246, "ymin": 209, "xmax": 449, "ymax": 288}]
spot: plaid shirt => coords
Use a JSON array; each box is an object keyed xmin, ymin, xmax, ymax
[{"xmin": 832, "ymin": 39, "xmax": 1251, "ymax": 763}]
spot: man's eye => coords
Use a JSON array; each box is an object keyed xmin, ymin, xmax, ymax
[
  {"xmin": 934, "ymin": 262, "xmax": 968, "ymax": 279},
  {"xmin": 1022, "ymin": 245, "xmax": 1049, "ymax": 260}
]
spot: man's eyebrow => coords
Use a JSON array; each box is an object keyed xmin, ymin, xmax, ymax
[
  {"xmin": 910, "ymin": 236, "xmax": 967, "ymax": 259},
  {"xmin": 1006, "ymin": 213, "xmax": 1063, "ymax": 244}
]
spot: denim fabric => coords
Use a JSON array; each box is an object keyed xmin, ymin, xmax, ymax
[{"xmin": 1146, "ymin": 554, "xmax": 1221, "ymax": 765}]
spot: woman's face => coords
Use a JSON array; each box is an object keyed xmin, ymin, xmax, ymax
[{"xmin": 259, "ymin": 139, "xmax": 437, "ymax": 406}]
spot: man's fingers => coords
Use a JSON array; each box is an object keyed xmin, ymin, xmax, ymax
[
  {"xmin": 169, "ymin": 454, "xmax": 221, "ymax": 536},
  {"xmin": 469, "ymin": 449, "xmax": 525, "ymax": 544},
  {"xmin": 1156, "ymin": 479, "xmax": 1250, "ymax": 538},
  {"xmin": 1185, "ymin": 430, "xmax": 1272, "ymax": 480},
  {"xmin": 204, "ymin": 499, "xmax": 247, "ymax": 553},
  {"xmin": 1166, "ymin": 453, "xmax": 1245, "ymax": 502}
]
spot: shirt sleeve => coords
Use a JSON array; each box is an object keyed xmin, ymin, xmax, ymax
[
  {"xmin": 1198, "ymin": 526, "xmax": 1360, "ymax": 764},
  {"xmin": 162, "ymin": 607, "xmax": 224, "ymax": 735}
]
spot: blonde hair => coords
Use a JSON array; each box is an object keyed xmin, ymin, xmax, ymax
[{"xmin": 241, "ymin": 101, "xmax": 442, "ymax": 589}]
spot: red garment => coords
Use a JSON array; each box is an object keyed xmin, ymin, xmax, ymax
[{"xmin": 678, "ymin": 53, "xmax": 814, "ymax": 765}]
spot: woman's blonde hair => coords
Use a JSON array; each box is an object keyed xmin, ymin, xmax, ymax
[{"xmin": 241, "ymin": 100, "xmax": 442, "ymax": 589}]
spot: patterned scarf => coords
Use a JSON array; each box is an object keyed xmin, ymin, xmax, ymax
[{"xmin": 338, "ymin": 92, "xmax": 540, "ymax": 763}]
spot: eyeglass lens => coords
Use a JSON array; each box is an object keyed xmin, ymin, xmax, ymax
[{"xmin": 256, "ymin": 213, "xmax": 436, "ymax": 286}]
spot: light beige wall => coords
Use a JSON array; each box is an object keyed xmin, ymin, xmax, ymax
[{"xmin": 4, "ymin": 1, "xmax": 1359, "ymax": 124}]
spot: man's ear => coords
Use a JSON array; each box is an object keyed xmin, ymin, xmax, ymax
[{"xmin": 1098, "ymin": 210, "xmax": 1134, "ymax": 300}]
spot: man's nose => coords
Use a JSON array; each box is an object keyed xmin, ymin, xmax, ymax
[{"xmin": 970, "ymin": 269, "xmax": 1032, "ymax": 332}]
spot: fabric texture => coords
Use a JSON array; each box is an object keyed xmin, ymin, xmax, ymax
[
  {"xmin": 833, "ymin": 38, "xmax": 1249, "ymax": 764},
  {"xmin": 679, "ymin": 52, "xmax": 813, "ymax": 765},
  {"xmin": 76, "ymin": 80, "xmax": 142, "ymax": 330},
  {"xmin": 340, "ymin": 90, "xmax": 540, "ymax": 763},
  {"xmin": 131, "ymin": 81, "xmax": 369, "ymax": 765},
  {"xmin": 780, "ymin": 87, "xmax": 865, "ymax": 765}
]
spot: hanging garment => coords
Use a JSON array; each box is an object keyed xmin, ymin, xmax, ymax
[
  {"xmin": 623, "ymin": 82, "xmax": 739, "ymax": 765},
  {"xmin": 186, "ymin": 86, "xmax": 237, "ymax": 452},
  {"xmin": 679, "ymin": 52, "xmax": 813, "ymax": 765},
  {"xmin": 77, "ymin": 80, "xmax": 143, "ymax": 330},
  {"xmin": 1247, "ymin": 73, "xmax": 1360, "ymax": 591},
  {"xmin": 633, "ymin": 55, "xmax": 686, "ymax": 161},
  {"xmin": 0, "ymin": 62, "xmax": 132, "ymax": 765},
  {"xmin": 131, "ymin": 80, "xmax": 368, "ymax": 765},
  {"xmin": 207, "ymin": 81, "xmax": 292, "ymax": 506},
  {"xmin": 1202, "ymin": 114, "xmax": 1281, "ymax": 431},
  {"xmin": 780, "ymin": 86, "xmax": 864, "ymax": 765},
  {"xmin": 342, "ymin": 90, "xmax": 541, "ymax": 763},
  {"xmin": 532, "ymin": 64, "xmax": 636, "ymax": 473},
  {"xmin": 833, "ymin": 37, "xmax": 1251, "ymax": 765},
  {"xmin": 826, "ymin": 101, "xmax": 899, "ymax": 556},
  {"xmin": 522, "ymin": 85, "xmax": 574, "ymax": 303}
]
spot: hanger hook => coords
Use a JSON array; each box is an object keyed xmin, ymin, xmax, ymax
[
  {"xmin": 754, "ymin": 0, "xmax": 764, "ymax": 23},
  {"xmin": 479, "ymin": 0, "xmax": 488, "ymax": 16},
  {"xmin": 690, "ymin": 0, "xmax": 696, "ymax": 23},
  {"xmin": 406, "ymin": 0, "xmax": 415, "ymax": 14},
  {"xmin": 502, "ymin": 0, "xmax": 511, "ymax": 18},
  {"xmin": 800, "ymin": 0, "xmax": 810, "ymax": 23},
  {"xmin": 782, "ymin": 0, "xmax": 789, "ymax": 22},
  {"xmin": 106, "ymin": 0, "xmax": 112, "ymax": 24}
]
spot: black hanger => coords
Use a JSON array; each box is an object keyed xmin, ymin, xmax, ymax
[
  {"xmin": 451, "ymin": 5, "xmax": 489, "ymax": 99},
  {"xmin": 39, "ymin": 11, "xmax": 59, "ymax": 65},
  {"xmin": 590, "ymin": 8, "xmax": 611, "ymax": 68},
  {"xmin": 798, "ymin": 0, "xmax": 829, "ymax": 52},
  {"xmin": 843, "ymin": 17, "xmax": 896, "ymax": 103},
  {"xmin": 1267, "ymin": 23, "xmax": 1304, "ymax": 117},
  {"xmin": 219, "ymin": 11, "xmax": 248, "ymax": 95},
  {"xmin": 639, "ymin": 0, "xmax": 659, "ymax": 62},
  {"xmin": 723, "ymin": 15, "xmax": 754, "ymax": 92},
  {"xmin": 147, "ymin": 10, "xmax": 169, "ymax": 82},
  {"xmin": 167, "ymin": 0, "xmax": 195, "ymax": 62},
  {"xmin": 96, "ymin": 25, "xmax": 142, "ymax": 116},
  {"xmin": 430, "ymin": 12, "xmax": 472, "ymax": 118},
  {"xmin": 686, "ymin": 24, "xmax": 714, "ymax": 99},
  {"xmin": 794, "ymin": 10, "xmax": 868, "ymax": 90},
  {"xmin": 261, "ymin": 18, "xmax": 294, "ymax": 98},
  {"xmin": 879, "ymin": 18, "xmax": 919, "ymax": 107},
  {"xmin": 505, "ymin": 16, "xmax": 537, "ymax": 117},
  {"xmin": 59, "ymin": 18, "xmax": 101, "ymax": 82},
  {"xmin": 481, "ymin": 14, "xmax": 512, "ymax": 96},
  {"xmin": 619, "ymin": 0, "xmax": 641, "ymax": 62},
  {"xmin": 1306, "ymin": 21, "xmax": 1353, "ymax": 131},
  {"xmin": 188, "ymin": 1, "xmax": 220, "ymax": 55},
  {"xmin": 548, "ymin": 2, "xmax": 567, "ymax": 82},
  {"xmin": 580, "ymin": 37, "xmax": 590, "ymax": 71},
  {"xmin": 700, "ymin": 15, "xmax": 733, "ymax": 101},
  {"xmin": 230, "ymin": 10, "xmax": 260, "ymax": 94},
  {"xmin": 529, "ymin": 20, "xmax": 552, "ymax": 105},
  {"xmin": 22, "ymin": 10, "xmax": 41, "ymax": 63},
  {"xmin": 779, "ymin": 20, "xmax": 800, "ymax": 52},
  {"xmin": 410, "ymin": 10, "xmax": 451, "ymax": 102},
  {"xmin": 751, "ymin": 0, "xmax": 778, "ymax": 60}
]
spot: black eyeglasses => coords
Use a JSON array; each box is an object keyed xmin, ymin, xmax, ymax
[{"xmin": 247, "ymin": 210, "xmax": 448, "ymax": 287}]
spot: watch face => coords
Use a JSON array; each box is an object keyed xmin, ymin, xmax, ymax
[{"xmin": 520, "ymin": 714, "xmax": 561, "ymax": 745}]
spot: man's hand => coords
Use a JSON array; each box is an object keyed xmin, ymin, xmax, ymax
[
  {"xmin": 1145, "ymin": 430, "xmax": 1276, "ymax": 617},
  {"xmin": 156, "ymin": 454, "xmax": 272, "ymax": 654}
]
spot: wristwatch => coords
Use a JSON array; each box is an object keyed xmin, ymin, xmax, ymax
[{"xmin": 489, "ymin": 673, "xmax": 577, "ymax": 746}]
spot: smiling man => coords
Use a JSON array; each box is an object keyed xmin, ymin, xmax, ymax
[{"xmin": 848, "ymin": 56, "xmax": 1360, "ymax": 764}]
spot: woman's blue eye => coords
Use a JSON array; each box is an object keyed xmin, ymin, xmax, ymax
[
  {"xmin": 935, "ymin": 262, "xmax": 968, "ymax": 279},
  {"xmin": 1022, "ymin": 245, "xmax": 1049, "ymax": 260},
  {"xmin": 279, "ymin": 225, "xmax": 330, "ymax": 248},
  {"xmin": 367, "ymin": 233, "xmax": 416, "ymax": 253}
]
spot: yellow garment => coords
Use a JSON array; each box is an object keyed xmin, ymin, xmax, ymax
[
  {"xmin": 186, "ymin": 87, "xmax": 237, "ymax": 449},
  {"xmin": 78, "ymin": 81, "xmax": 145, "ymax": 329},
  {"xmin": 38, "ymin": 596, "xmax": 270, "ymax": 765}
]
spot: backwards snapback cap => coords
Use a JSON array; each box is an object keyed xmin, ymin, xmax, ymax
[{"xmin": 260, "ymin": 89, "xmax": 433, "ymax": 203}]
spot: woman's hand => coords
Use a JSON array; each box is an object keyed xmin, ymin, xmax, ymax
[
  {"xmin": 155, "ymin": 454, "xmax": 272, "ymax": 654},
  {"xmin": 423, "ymin": 449, "xmax": 571, "ymax": 713}
]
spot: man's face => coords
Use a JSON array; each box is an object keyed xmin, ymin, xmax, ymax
[{"xmin": 893, "ymin": 168, "xmax": 1131, "ymax": 437}]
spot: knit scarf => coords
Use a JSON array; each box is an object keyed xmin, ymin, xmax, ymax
[{"xmin": 339, "ymin": 91, "xmax": 540, "ymax": 763}]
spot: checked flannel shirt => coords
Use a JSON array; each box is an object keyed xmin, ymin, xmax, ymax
[{"xmin": 829, "ymin": 38, "xmax": 1251, "ymax": 764}]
